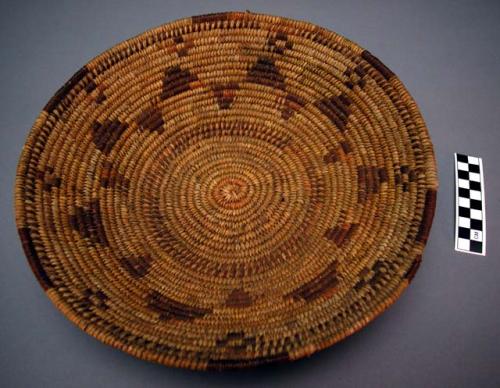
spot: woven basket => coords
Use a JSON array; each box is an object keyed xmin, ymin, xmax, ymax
[{"xmin": 15, "ymin": 11, "xmax": 438, "ymax": 370}]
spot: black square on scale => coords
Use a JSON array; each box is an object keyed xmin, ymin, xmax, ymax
[
  {"xmin": 458, "ymin": 188, "xmax": 470, "ymax": 198},
  {"xmin": 470, "ymin": 219, "xmax": 482, "ymax": 231},
  {"xmin": 458, "ymin": 207, "xmax": 470, "ymax": 218},
  {"xmin": 458, "ymin": 227, "xmax": 470, "ymax": 239},
  {"xmin": 469, "ymin": 164, "xmax": 480, "ymax": 173},
  {"xmin": 470, "ymin": 240, "xmax": 482, "ymax": 253},
  {"xmin": 470, "ymin": 181, "xmax": 481, "ymax": 191},
  {"xmin": 470, "ymin": 199, "xmax": 482, "ymax": 210}
]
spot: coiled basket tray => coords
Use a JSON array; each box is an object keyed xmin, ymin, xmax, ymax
[{"xmin": 15, "ymin": 11, "xmax": 438, "ymax": 370}]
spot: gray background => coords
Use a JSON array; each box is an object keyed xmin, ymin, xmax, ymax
[{"xmin": 1, "ymin": 0, "xmax": 499, "ymax": 387}]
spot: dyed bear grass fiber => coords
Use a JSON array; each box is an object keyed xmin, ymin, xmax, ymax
[{"xmin": 15, "ymin": 12, "xmax": 438, "ymax": 369}]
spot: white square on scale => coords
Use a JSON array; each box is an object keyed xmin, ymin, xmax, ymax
[
  {"xmin": 458, "ymin": 179, "xmax": 470, "ymax": 189},
  {"xmin": 458, "ymin": 197, "xmax": 470, "ymax": 208},
  {"xmin": 469, "ymin": 190, "xmax": 481, "ymax": 200},
  {"xmin": 470, "ymin": 230, "xmax": 483, "ymax": 242},
  {"xmin": 469, "ymin": 172, "xmax": 481, "ymax": 182},
  {"xmin": 458, "ymin": 217, "xmax": 470, "ymax": 228},
  {"xmin": 457, "ymin": 238, "xmax": 470, "ymax": 251},
  {"xmin": 470, "ymin": 209, "xmax": 482, "ymax": 220},
  {"xmin": 468, "ymin": 156, "xmax": 479, "ymax": 165}
]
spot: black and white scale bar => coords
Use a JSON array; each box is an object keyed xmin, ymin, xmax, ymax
[{"xmin": 454, "ymin": 153, "xmax": 486, "ymax": 255}]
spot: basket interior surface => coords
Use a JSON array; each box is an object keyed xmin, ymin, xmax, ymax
[{"xmin": 15, "ymin": 11, "xmax": 438, "ymax": 370}]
